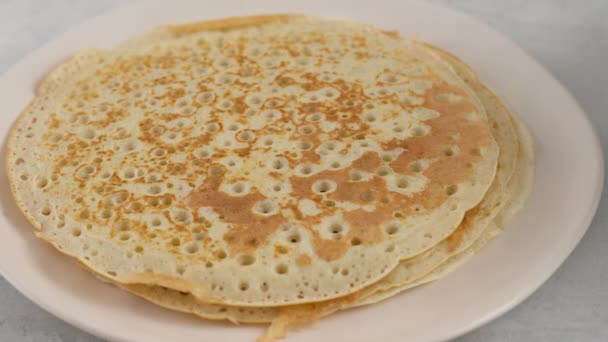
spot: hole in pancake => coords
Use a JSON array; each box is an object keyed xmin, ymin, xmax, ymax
[
  {"xmin": 239, "ymin": 281, "xmax": 250, "ymax": 291},
  {"xmin": 341, "ymin": 268, "xmax": 350, "ymax": 276},
  {"xmin": 171, "ymin": 238, "xmax": 181, "ymax": 246},
  {"xmin": 176, "ymin": 266, "xmax": 185, "ymax": 275},
  {"xmin": 238, "ymin": 254, "xmax": 256, "ymax": 266},
  {"xmin": 194, "ymin": 148, "xmax": 212, "ymax": 159},
  {"xmin": 77, "ymin": 165, "xmax": 95, "ymax": 179},
  {"xmin": 116, "ymin": 220, "xmax": 130, "ymax": 232},
  {"xmin": 112, "ymin": 191, "xmax": 129, "ymax": 205},
  {"xmin": 324, "ymin": 89, "xmax": 338, "ymax": 98},
  {"xmin": 260, "ymin": 282, "xmax": 269, "ymax": 292},
  {"xmin": 443, "ymin": 146, "xmax": 458, "ymax": 157},
  {"xmin": 288, "ymin": 233, "xmax": 301, "ymax": 243},
  {"xmin": 385, "ymin": 224, "xmax": 399, "ymax": 235},
  {"xmin": 383, "ymin": 74, "xmax": 399, "ymax": 83},
  {"xmin": 217, "ymin": 250, "xmax": 227, "ymax": 259},
  {"xmin": 232, "ymin": 182, "xmax": 248, "ymax": 195},
  {"xmin": 206, "ymin": 123, "xmax": 219, "ymax": 133},
  {"xmin": 271, "ymin": 158, "xmax": 287, "ymax": 171},
  {"xmin": 172, "ymin": 209, "xmax": 192, "ymax": 224},
  {"xmin": 350, "ymin": 170, "xmax": 364, "ymax": 181},
  {"xmin": 146, "ymin": 174, "xmax": 159, "ymax": 182},
  {"xmin": 297, "ymin": 163, "xmax": 314, "ymax": 176},
  {"xmin": 299, "ymin": 125, "xmax": 315, "ymax": 135},
  {"xmin": 185, "ymin": 242, "xmax": 199, "ymax": 254},
  {"xmin": 71, "ymin": 228, "xmax": 81, "ymax": 237},
  {"xmin": 119, "ymin": 233, "xmax": 131, "ymax": 241},
  {"xmin": 124, "ymin": 139, "xmax": 138, "ymax": 151},
  {"xmin": 197, "ymin": 92, "xmax": 215, "ymax": 104},
  {"xmin": 350, "ymin": 237, "xmax": 362, "ymax": 246},
  {"xmin": 36, "ymin": 177, "xmax": 48, "ymax": 189},
  {"xmin": 148, "ymin": 185, "xmax": 162, "ymax": 194},
  {"xmin": 81, "ymin": 128, "xmax": 96, "ymax": 140},
  {"xmin": 275, "ymin": 264, "xmax": 288, "ymax": 275},
  {"xmin": 262, "ymin": 109, "xmax": 280, "ymax": 121},
  {"xmin": 381, "ymin": 154, "xmax": 394, "ymax": 162},
  {"xmin": 411, "ymin": 126, "xmax": 428, "ymax": 137},
  {"xmin": 41, "ymin": 207, "xmax": 51, "ymax": 216},
  {"xmin": 307, "ymin": 113, "xmax": 324, "ymax": 122},
  {"xmin": 385, "ymin": 245, "xmax": 395, "ymax": 253},
  {"xmin": 409, "ymin": 161, "xmax": 424, "ymax": 172},
  {"xmin": 323, "ymin": 141, "xmax": 337, "ymax": 151},
  {"xmin": 100, "ymin": 209, "xmax": 113, "ymax": 219},
  {"xmin": 150, "ymin": 126, "xmax": 164, "ymax": 135},
  {"xmin": 237, "ymin": 130, "xmax": 254, "ymax": 142},
  {"xmin": 363, "ymin": 112, "xmax": 377, "ymax": 123},
  {"xmin": 219, "ymin": 100, "xmax": 233, "ymax": 110},
  {"xmin": 253, "ymin": 200, "xmax": 277, "ymax": 216},
  {"xmin": 329, "ymin": 222, "xmax": 343, "ymax": 234},
  {"xmin": 396, "ymin": 177, "xmax": 409, "ymax": 189},
  {"xmin": 135, "ymin": 246, "xmax": 143, "ymax": 253},
  {"xmin": 376, "ymin": 166, "xmax": 391, "ymax": 177},
  {"xmin": 247, "ymin": 95, "xmax": 262, "ymax": 106},
  {"xmin": 122, "ymin": 168, "xmax": 136, "ymax": 179},
  {"xmin": 262, "ymin": 137, "xmax": 274, "ymax": 146},
  {"xmin": 445, "ymin": 185, "xmax": 458, "ymax": 196},
  {"xmin": 152, "ymin": 148, "xmax": 166, "ymax": 157},
  {"xmin": 227, "ymin": 123, "xmax": 240, "ymax": 131},
  {"xmin": 312, "ymin": 180, "xmax": 336, "ymax": 194}
]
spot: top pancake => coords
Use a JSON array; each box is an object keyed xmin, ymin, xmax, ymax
[{"xmin": 6, "ymin": 15, "xmax": 498, "ymax": 306}]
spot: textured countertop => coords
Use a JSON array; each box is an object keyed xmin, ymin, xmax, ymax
[{"xmin": 1, "ymin": 0, "xmax": 607, "ymax": 341}]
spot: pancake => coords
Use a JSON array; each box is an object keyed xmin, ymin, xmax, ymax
[
  {"xmin": 101, "ymin": 43, "xmax": 524, "ymax": 328},
  {"xmin": 257, "ymin": 44, "xmax": 533, "ymax": 341},
  {"xmin": 6, "ymin": 15, "xmax": 499, "ymax": 306}
]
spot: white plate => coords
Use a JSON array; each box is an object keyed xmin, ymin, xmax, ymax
[{"xmin": 0, "ymin": 1, "xmax": 603, "ymax": 341}]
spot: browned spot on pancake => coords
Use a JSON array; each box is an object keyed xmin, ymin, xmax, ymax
[
  {"xmin": 296, "ymin": 254, "xmax": 311, "ymax": 266},
  {"xmin": 187, "ymin": 164, "xmax": 285, "ymax": 255},
  {"xmin": 351, "ymin": 151, "xmax": 383, "ymax": 172},
  {"xmin": 274, "ymin": 244, "xmax": 289, "ymax": 257},
  {"xmin": 312, "ymin": 232, "xmax": 350, "ymax": 261},
  {"xmin": 48, "ymin": 113, "xmax": 61, "ymax": 129}
]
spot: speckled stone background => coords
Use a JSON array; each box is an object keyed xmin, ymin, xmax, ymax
[{"xmin": 1, "ymin": 0, "xmax": 606, "ymax": 341}]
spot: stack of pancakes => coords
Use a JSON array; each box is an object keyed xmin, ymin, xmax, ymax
[{"xmin": 6, "ymin": 15, "xmax": 533, "ymax": 341}]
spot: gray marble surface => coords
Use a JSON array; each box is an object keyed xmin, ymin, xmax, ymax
[{"xmin": 0, "ymin": 0, "xmax": 606, "ymax": 341}]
